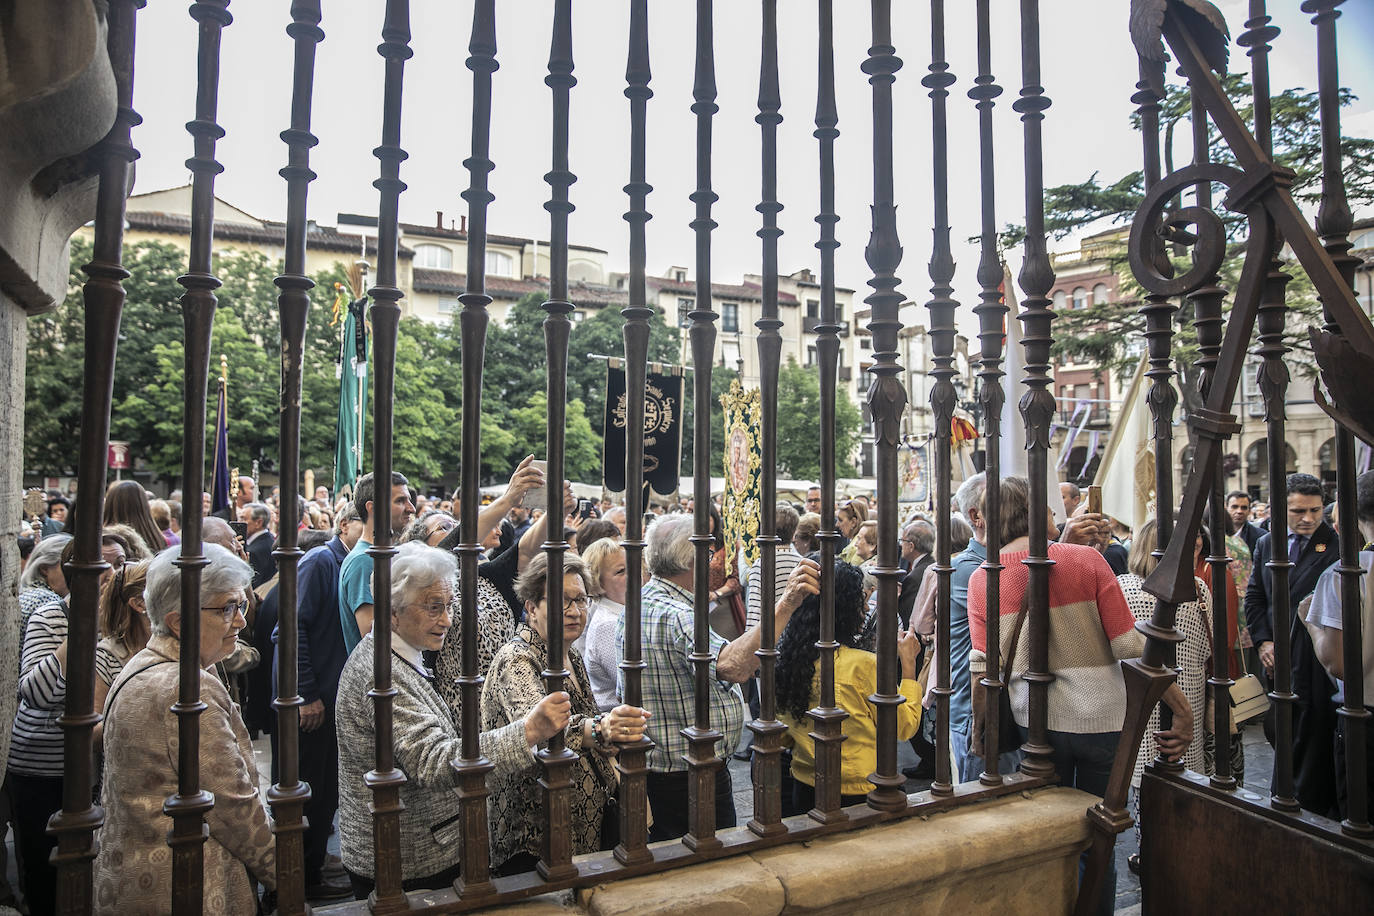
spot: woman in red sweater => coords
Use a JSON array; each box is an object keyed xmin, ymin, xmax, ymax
[{"xmin": 968, "ymin": 477, "xmax": 1193, "ymax": 916}]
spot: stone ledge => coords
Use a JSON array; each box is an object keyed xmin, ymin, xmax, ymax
[
  {"xmin": 573, "ymin": 787, "xmax": 1093, "ymax": 916},
  {"xmin": 752, "ymin": 787, "xmax": 1093, "ymax": 915}
]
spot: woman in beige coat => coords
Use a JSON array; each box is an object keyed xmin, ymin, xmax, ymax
[{"xmin": 94, "ymin": 543, "xmax": 275, "ymax": 914}]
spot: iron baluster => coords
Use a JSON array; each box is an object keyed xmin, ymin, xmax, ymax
[
  {"xmin": 1142, "ymin": 57, "xmax": 1183, "ymax": 777},
  {"xmin": 1305, "ymin": 0, "xmax": 1372, "ymax": 838},
  {"xmin": 808, "ymin": 0, "xmax": 849, "ymax": 824},
  {"xmin": 266, "ymin": 4, "xmax": 324, "ymax": 911},
  {"xmin": 53, "ymin": 4, "xmax": 143, "ymax": 914},
  {"xmin": 747, "ymin": 0, "xmax": 787, "ymax": 838},
  {"xmin": 167, "ymin": 4, "xmax": 232, "ymax": 913},
  {"xmin": 684, "ymin": 0, "xmax": 724, "ymax": 852},
  {"xmin": 1185, "ymin": 82, "xmax": 1237, "ymax": 792},
  {"xmin": 1074, "ymin": 51, "xmax": 1191, "ymax": 916},
  {"xmin": 1011, "ymin": 0, "xmax": 1056, "ymax": 782},
  {"xmin": 923, "ymin": 0, "xmax": 958, "ymax": 797},
  {"xmin": 453, "ymin": 0, "xmax": 499, "ymax": 900},
  {"xmin": 861, "ymin": 0, "xmax": 907, "ymax": 813},
  {"xmin": 968, "ymin": 0, "xmax": 1007, "ymax": 789},
  {"xmin": 615, "ymin": 0, "xmax": 656, "ymax": 866},
  {"xmin": 537, "ymin": 0, "xmax": 579, "ymax": 881},
  {"xmin": 364, "ymin": 2, "xmax": 412, "ymax": 909}
]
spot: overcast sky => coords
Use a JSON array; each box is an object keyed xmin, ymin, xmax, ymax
[{"xmin": 129, "ymin": 1, "xmax": 1374, "ymax": 327}]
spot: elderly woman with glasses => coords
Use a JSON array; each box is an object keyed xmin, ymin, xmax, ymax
[
  {"xmin": 93, "ymin": 542, "xmax": 275, "ymax": 915},
  {"xmin": 481, "ymin": 552, "xmax": 652, "ymax": 875},
  {"xmin": 336, "ymin": 542, "xmax": 572, "ymax": 897}
]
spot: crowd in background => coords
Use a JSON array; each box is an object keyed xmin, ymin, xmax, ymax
[{"xmin": 8, "ymin": 462, "xmax": 1372, "ymax": 914}]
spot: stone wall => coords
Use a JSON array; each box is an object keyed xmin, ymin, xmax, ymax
[{"xmin": 0, "ymin": 0, "xmax": 117, "ymax": 768}]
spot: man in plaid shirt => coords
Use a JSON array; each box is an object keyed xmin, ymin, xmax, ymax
[{"xmin": 617, "ymin": 514, "xmax": 818, "ymax": 841}]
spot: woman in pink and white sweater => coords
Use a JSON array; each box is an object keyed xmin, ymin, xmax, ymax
[{"xmin": 968, "ymin": 476, "xmax": 1192, "ymax": 916}]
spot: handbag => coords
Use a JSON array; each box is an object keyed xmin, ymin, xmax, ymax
[
  {"xmin": 1200, "ymin": 603, "xmax": 1268, "ymax": 732},
  {"xmin": 971, "ymin": 588, "xmax": 1029, "ymax": 761}
]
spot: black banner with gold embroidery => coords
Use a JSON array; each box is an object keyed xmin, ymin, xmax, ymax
[{"xmin": 602, "ymin": 363, "xmax": 684, "ymax": 496}]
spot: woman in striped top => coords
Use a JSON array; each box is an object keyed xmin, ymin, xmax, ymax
[
  {"xmin": 9, "ymin": 532, "xmax": 127, "ymax": 916},
  {"xmin": 16, "ymin": 533, "xmax": 71, "ymax": 658}
]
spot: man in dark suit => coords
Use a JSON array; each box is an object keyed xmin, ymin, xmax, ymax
[
  {"xmin": 898, "ymin": 519, "xmax": 935, "ymax": 629},
  {"xmin": 1227, "ymin": 489, "xmax": 1266, "ymax": 555},
  {"xmin": 1245, "ymin": 472, "xmax": 1340, "ymax": 816},
  {"xmin": 239, "ymin": 500, "xmax": 277, "ymax": 589}
]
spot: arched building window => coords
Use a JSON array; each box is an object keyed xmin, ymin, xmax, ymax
[
  {"xmin": 413, "ymin": 243, "xmax": 452, "ymax": 270},
  {"xmin": 1092, "ymin": 282, "xmax": 1109, "ymax": 305},
  {"xmin": 1072, "ymin": 287, "xmax": 1087, "ymax": 309}
]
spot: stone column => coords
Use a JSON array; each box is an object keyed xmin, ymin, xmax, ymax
[{"xmin": 0, "ymin": 0, "xmax": 117, "ymax": 767}]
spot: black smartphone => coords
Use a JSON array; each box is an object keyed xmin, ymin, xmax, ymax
[
  {"xmin": 578, "ymin": 498, "xmax": 595, "ymax": 519},
  {"xmin": 229, "ymin": 521, "xmax": 248, "ymax": 541}
]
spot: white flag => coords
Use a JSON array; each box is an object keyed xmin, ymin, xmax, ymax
[{"xmin": 1093, "ymin": 356, "xmax": 1153, "ymax": 532}]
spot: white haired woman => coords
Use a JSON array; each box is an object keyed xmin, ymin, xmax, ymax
[
  {"xmin": 335, "ymin": 542, "xmax": 571, "ymax": 897},
  {"xmin": 481, "ymin": 552, "xmax": 651, "ymax": 875},
  {"xmin": 579, "ymin": 537, "xmax": 629, "ymax": 711},
  {"xmin": 93, "ymin": 542, "xmax": 275, "ymax": 915}
]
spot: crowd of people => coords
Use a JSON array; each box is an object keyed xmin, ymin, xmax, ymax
[{"xmin": 8, "ymin": 462, "xmax": 1371, "ymax": 914}]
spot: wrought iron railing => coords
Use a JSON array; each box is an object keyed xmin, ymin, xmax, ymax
[{"xmin": 42, "ymin": 1, "xmax": 1374, "ymax": 915}]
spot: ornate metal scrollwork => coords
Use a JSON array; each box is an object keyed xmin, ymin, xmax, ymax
[{"xmin": 1126, "ymin": 163, "xmax": 1241, "ymax": 298}]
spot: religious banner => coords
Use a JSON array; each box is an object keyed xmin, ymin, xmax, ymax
[
  {"xmin": 720, "ymin": 377, "xmax": 762, "ymax": 577},
  {"xmin": 900, "ymin": 440, "xmax": 929, "ymax": 503},
  {"xmin": 602, "ymin": 362, "xmax": 685, "ymax": 498}
]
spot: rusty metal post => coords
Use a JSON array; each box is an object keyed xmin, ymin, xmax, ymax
[
  {"xmin": 923, "ymin": 0, "xmax": 958, "ymax": 797},
  {"xmin": 363, "ymin": 2, "xmax": 412, "ymax": 910},
  {"xmin": 537, "ymin": 0, "xmax": 579, "ymax": 882},
  {"xmin": 747, "ymin": 0, "xmax": 787, "ymax": 838},
  {"xmin": 684, "ymin": 0, "xmax": 724, "ymax": 852},
  {"xmin": 1305, "ymin": 0, "xmax": 1372, "ymax": 838},
  {"xmin": 1011, "ymin": 0, "xmax": 1056, "ymax": 781},
  {"xmin": 452, "ymin": 0, "xmax": 499, "ymax": 900},
  {"xmin": 266, "ymin": 3, "xmax": 323, "ymax": 911},
  {"xmin": 614, "ymin": 0, "xmax": 656, "ymax": 865},
  {"xmin": 807, "ymin": 0, "xmax": 849, "ymax": 825},
  {"xmin": 166, "ymin": 4, "xmax": 232, "ymax": 913},
  {"xmin": 969, "ymin": 0, "xmax": 1009, "ymax": 788},
  {"xmin": 52, "ymin": 4, "xmax": 143, "ymax": 914},
  {"xmin": 861, "ymin": 0, "xmax": 908, "ymax": 813}
]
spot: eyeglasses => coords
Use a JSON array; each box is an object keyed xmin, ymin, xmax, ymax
[
  {"xmin": 413, "ymin": 600, "xmax": 453, "ymax": 620},
  {"xmin": 202, "ymin": 601, "xmax": 247, "ymax": 625},
  {"xmin": 560, "ymin": 595, "xmax": 591, "ymax": 614}
]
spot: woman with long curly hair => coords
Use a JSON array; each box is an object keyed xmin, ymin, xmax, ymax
[{"xmin": 775, "ymin": 562, "xmax": 921, "ymax": 814}]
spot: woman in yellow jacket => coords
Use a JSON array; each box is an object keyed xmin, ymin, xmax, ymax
[{"xmin": 776, "ymin": 562, "xmax": 922, "ymax": 812}]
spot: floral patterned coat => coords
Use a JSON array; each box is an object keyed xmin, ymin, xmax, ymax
[
  {"xmin": 481, "ymin": 625, "xmax": 618, "ymax": 868},
  {"xmin": 94, "ymin": 634, "xmax": 275, "ymax": 915}
]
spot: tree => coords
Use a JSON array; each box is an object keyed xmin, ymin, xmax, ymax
[
  {"xmin": 28, "ymin": 239, "xmax": 371, "ymax": 487},
  {"xmin": 1014, "ymin": 76, "xmax": 1372, "ymax": 389},
  {"xmin": 775, "ymin": 357, "xmax": 863, "ymax": 479}
]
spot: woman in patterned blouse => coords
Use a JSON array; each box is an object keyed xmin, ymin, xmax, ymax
[{"xmin": 481, "ymin": 552, "xmax": 651, "ymax": 875}]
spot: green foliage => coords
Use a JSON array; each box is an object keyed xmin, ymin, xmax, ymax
[
  {"xmin": 30, "ymin": 247, "xmax": 864, "ymax": 493},
  {"xmin": 775, "ymin": 357, "xmax": 862, "ymax": 479},
  {"xmin": 28, "ymin": 239, "xmax": 365, "ymax": 483},
  {"xmin": 1029, "ymin": 75, "xmax": 1368, "ymax": 387}
]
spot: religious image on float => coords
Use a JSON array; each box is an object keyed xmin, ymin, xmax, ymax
[{"xmin": 720, "ymin": 377, "xmax": 762, "ymax": 577}]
